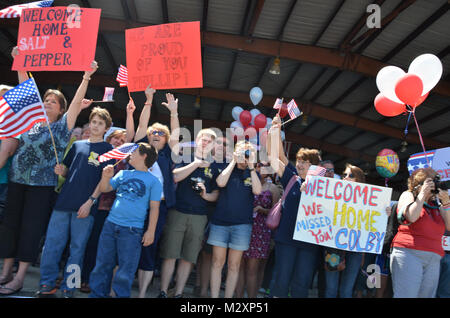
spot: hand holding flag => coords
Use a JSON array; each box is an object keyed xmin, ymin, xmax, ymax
[{"xmin": 281, "ymin": 99, "xmax": 303, "ymax": 126}]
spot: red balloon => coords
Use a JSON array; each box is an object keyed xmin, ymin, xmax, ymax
[
  {"xmin": 395, "ymin": 74, "xmax": 424, "ymax": 106},
  {"xmin": 279, "ymin": 103, "xmax": 288, "ymax": 118},
  {"xmin": 244, "ymin": 126, "xmax": 257, "ymax": 139},
  {"xmin": 239, "ymin": 110, "xmax": 252, "ymax": 127},
  {"xmin": 412, "ymin": 92, "xmax": 429, "ymax": 108},
  {"xmin": 374, "ymin": 93, "xmax": 406, "ymax": 117},
  {"xmin": 254, "ymin": 113, "xmax": 267, "ymax": 130}
]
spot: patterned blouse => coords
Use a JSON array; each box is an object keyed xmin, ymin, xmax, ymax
[{"xmin": 9, "ymin": 113, "xmax": 72, "ymax": 187}]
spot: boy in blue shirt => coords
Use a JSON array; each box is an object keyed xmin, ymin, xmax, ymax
[
  {"xmin": 89, "ymin": 142, "xmax": 162, "ymax": 298},
  {"xmin": 37, "ymin": 107, "xmax": 114, "ymax": 298}
]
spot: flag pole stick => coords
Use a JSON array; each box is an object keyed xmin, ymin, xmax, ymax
[
  {"xmin": 281, "ymin": 113, "xmax": 302, "ymax": 126},
  {"xmin": 29, "ymin": 72, "xmax": 60, "ymax": 165}
]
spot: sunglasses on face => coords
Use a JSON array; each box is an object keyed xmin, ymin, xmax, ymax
[
  {"xmin": 151, "ymin": 130, "xmax": 166, "ymax": 137},
  {"xmin": 343, "ymin": 173, "xmax": 354, "ymax": 178}
]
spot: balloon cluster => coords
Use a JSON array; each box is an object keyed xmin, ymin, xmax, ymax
[
  {"xmin": 374, "ymin": 54, "xmax": 442, "ymax": 116},
  {"xmin": 229, "ymin": 87, "xmax": 285, "ymax": 145}
]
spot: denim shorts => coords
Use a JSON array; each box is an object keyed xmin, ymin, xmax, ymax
[{"xmin": 207, "ymin": 223, "xmax": 252, "ymax": 251}]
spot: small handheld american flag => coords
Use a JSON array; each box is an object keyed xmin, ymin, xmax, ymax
[
  {"xmin": 0, "ymin": 78, "xmax": 46, "ymax": 139},
  {"xmin": 0, "ymin": 0, "xmax": 54, "ymax": 19},
  {"xmin": 273, "ymin": 98, "xmax": 283, "ymax": 110},
  {"xmin": 307, "ymin": 165, "xmax": 327, "ymax": 177},
  {"xmin": 116, "ymin": 65, "xmax": 128, "ymax": 87},
  {"xmin": 102, "ymin": 87, "xmax": 114, "ymax": 102},
  {"xmin": 98, "ymin": 143, "xmax": 138, "ymax": 163},
  {"xmin": 286, "ymin": 99, "xmax": 301, "ymax": 120}
]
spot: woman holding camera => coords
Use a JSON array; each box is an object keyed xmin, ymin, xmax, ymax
[
  {"xmin": 208, "ymin": 140, "xmax": 262, "ymax": 298},
  {"xmin": 390, "ymin": 167, "xmax": 450, "ymax": 298}
]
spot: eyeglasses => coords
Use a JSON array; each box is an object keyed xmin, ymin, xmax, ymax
[
  {"xmin": 326, "ymin": 168, "xmax": 334, "ymax": 173},
  {"xmin": 343, "ymin": 173, "xmax": 354, "ymax": 179},
  {"xmin": 151, "ymin": 130, "xmax": 166, "ymax": 137}
]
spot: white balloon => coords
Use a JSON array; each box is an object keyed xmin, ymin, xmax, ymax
[
  {"xmin": 265, "ymin": 118, "xmax": 272, "ymax": 128},
  {"xmin": 408, "ymin": 54, "xmax": 443, "ymax": 95},
  {"xmin": 280, "ymin": 130, "xmax": 285, "ymax": 141},
  {"xmin": 249, "ymin": 87, "xmax": 263, "ymax": 105},
  {"xmin": 231, "ymin": 106, "xmax": 243, "ymax": 121},
  {"xmin": 249, "ymin": 137, "xmax": 258, "ymax": 145},
  {"xmin": 376, "ymin": 66, "xmax": 405, "ymax": 104}
]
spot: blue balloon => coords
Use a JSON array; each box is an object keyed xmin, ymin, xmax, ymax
[{"xmin": 250, "ymin": 87, "xmax": 263, "ymax": 105}]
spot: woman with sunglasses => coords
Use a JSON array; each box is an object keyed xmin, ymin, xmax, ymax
[
  {"xmin": 208, "ymin": 140, "xmax": 262, "ymax": 298},
  {"xmin": 323, "ymin": 164, "xmax": 367, "ymax": 298},
  {"xmin": 126, "ymin": 86, "xmax": 180, "ymax": 298},
  {"xmin": 235, "ymin": 162, "xmax": 280, "ymax": 298},
  {"xmin": 266, "ymin": 115, "xmax": 322, "ymax": 298}
]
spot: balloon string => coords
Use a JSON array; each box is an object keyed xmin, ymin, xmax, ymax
[
  {"xmin": 411, "ymin": 107, "xmax": 430, "ymax": 167},
  {"xmin": 404, "ymin": 111, "xmax": 412, "ymax": 136}
]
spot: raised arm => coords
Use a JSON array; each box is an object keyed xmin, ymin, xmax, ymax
[
  {"xmin": 216, "ymin": 158, "xmax": 237, "ymax": 188},
  {"xmin": 267, "ymin": 117, "xmax": 287, "ymax": 178},
  {"xmin": 99, "ymin": 165, "xmax": 114, "ymax": 193},
  {"xmin": 11, "ymin": 47, "xmax": 28, "ymax": 84},
  {"xmin": 173, "ymin": 157, "xmax": 209, "ymax": 183},
  {"xmin": 125, "ymin": 98, "xmax": 136, "ymax": 143},
  {"xmin": 66, "ymin": 61, "xmax": 99, "ymax": 130},
  {"xmin": 162, "ymin": 93, "xmax": 180, "ymax": 152},
  {"xmin": 134, "ymin": 84, "xmax": 156, "ymax": 142}
]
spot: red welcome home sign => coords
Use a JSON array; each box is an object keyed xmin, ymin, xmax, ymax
[
  {"xmin": 125, "ymin": 21, "xmax": 203, "ymax": 91},
  {"xmin": 12, "ymin": 6, "xmax": 101, "ymax": 71}
]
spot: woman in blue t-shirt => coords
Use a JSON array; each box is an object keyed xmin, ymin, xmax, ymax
[
  {"xmin": 208, "ymin": 140, "xmax": 262, "ymax": 298},
  {"xmin": 0, "ymin": 47, "xmax": 98, "ymax": 295},
  {"xmin": 266, "ymin": 115, "xmax": 322, "ymax": 298}
]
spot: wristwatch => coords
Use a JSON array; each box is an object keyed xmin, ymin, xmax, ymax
[{"xmin": 89, "ymin": 196, "xmax": 98, "ymax": 204}]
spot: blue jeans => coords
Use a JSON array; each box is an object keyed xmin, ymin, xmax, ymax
[
  {"xmin": 207, "ymin": 223, "xmax": 252, "ymax": 251},
  {"xmin": 89, "ymin": 220, "xmax": 143, "ymax": 298},
  {"xmin": 324, "ymin": 251, "xmax": 363, "ymax": 298},
  {"xmin": 81, "ymin": 207, "xmax": 109, "ymax": 283},
  {"xmin": 437, "ymin": 253, "xmax": 450, "ymax": 298},
  {"xmin": 271, "ymin": 241, "xmax": 320, "ymax": 298},
  {"xmin": 39, "ymin": 210, "xmax": 94, "ymax": 291}
]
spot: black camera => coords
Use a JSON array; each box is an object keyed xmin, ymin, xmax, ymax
[
  {"xmin": 190, "ymin": 177, "xmax": 204, "ymax": 194},
  {"xmin": 432, "ymin": 174, "xmax": 450, "ymax": 194}
]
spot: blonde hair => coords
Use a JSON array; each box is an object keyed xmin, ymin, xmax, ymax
[
  {"xmin": 196, "ymin": 128, "xmax": 217, "ymax": 140},
  {"xmin": 147, "ymin": 122, "xmax": 171, "ymax": 140},
  {"xmin": 106, "ymin": 129, "xmax": 126, "ymax": 143}
]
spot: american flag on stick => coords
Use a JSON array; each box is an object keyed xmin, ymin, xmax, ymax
[
  {"xmin": 0, "ymin": 78, "xmax": 46, "ymax": 139},
  {"xmin": 273, "ymin": 98, "xmax": 283, "ymax": 110},
  {"xmin": 306, "ymin": 165, "xmax": 327, "ymax": 177},
  {"xmin": 102, "ymin": 87, "xmax": 114, "ymax": 102},
  {"xmin": 116, "ymin": 65, "xmax": 128, "ymax": 87},
  {"xmin": 98, "ymin": 143, "xmax": 138, "ymax": 163},
  {"xmin": 0, "ymin": 0, "xmax": 54, "ymax": 18},
  {"xmin": 287, "ymin": 99, "xmax": 301, "ymax": 120}
]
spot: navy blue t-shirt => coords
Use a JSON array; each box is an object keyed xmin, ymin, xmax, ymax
[
  {"xmin": 211, "ymin": 166, "xmax": 255, "ymax": 226},
  {"xmin": 54, "ymin": 140, "xmax": 113, "ymax": 212},
  {"xmin": 137, "ymin": 137, "xmax": 177, "ymax": 209},
  {"xmin": 274, "ymin": 162, "xmax": 318, "ymax": 249},
  {"xmin": 174, "ymin": 158, "xmax": 220, "ymax": 215}
]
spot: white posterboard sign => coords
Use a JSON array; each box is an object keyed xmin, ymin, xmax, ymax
[{"xmin": 293, "ymin": 176, "xmax": 392, "ymax": 254}]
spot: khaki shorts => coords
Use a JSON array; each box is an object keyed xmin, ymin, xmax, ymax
[{"xmin": 159, "ymin": 209, "xmax": 208, "ymax": 264}]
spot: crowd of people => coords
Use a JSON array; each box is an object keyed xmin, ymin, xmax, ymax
[{"xmin": 0, "ymin": 48, "xmax": 449, "ymax": 298}]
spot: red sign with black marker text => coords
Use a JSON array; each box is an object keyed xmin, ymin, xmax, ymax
[
  {"xmin": 125, "ymin": 21, "xmax": 203, "ymax": 92},
  {"xmin": 12, "ymin": 6, "xmax": 101, "ymax": 71}
]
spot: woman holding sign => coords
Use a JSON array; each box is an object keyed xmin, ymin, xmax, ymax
[
  {"xmin": 390, "ymin": 168, "xmax": 450, "ymax": 298},
  {"xmin": 0, "ymin": 47, "xmax": 98, "ymax": 295},
  {"xmin": 266, "ymin": 115, "xmax": 322, "ymax": 298},
  {"xmin": 323, "ymin": 164, "xmax": 366, "ymax": 298}
]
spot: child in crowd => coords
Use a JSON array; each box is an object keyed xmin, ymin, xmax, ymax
[
  {"xmin": 89, "ymin": 143, "xmax": 162, "ymax": 298},
  {"xmin": 37, "ymin": 107, "xmax": 114, "ymax": 298}
]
